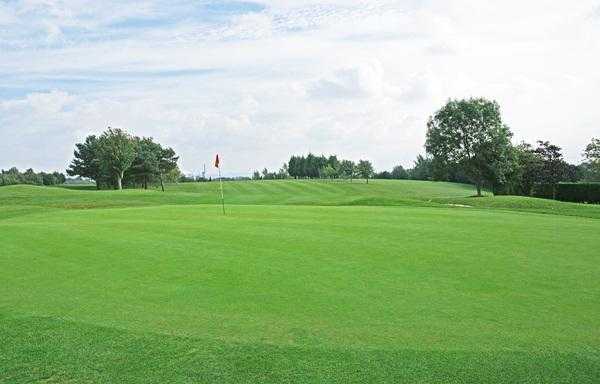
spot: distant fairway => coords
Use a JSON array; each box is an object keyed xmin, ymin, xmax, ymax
[
  {"xmin": 1, "ymin": 180, "xmax": 600, "ymax": 383},
  {"xmin": 2, "ymin": 179, "xmax": 477, "ymax": 208}
]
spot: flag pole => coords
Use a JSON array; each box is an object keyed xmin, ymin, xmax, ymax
[
  {"xmin": 218, "ymin": 167, "xmax": 225, "ymax": 215},
  {"xmin": 216, "ymin": 154, "xmax": 225, "ymax": 215}
]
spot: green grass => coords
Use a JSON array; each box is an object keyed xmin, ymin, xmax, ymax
[
  {"xmin": 1, "ymin": 180, "xmax": 600, "ymax": 382},
  {"xmin": 3, "ymin": 179, "xmax": 600, "ymax": 219}
]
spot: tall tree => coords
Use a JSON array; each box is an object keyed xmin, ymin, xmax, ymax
[
  {"xmin": 391, "ymin": 165, "xmax": 408, "ymax": 180},
  {"xmin": 339, "ymin": 160, "xmax": 356, "ymax": 181},
  {"xmin": 425, "ymin": 98, "xmax": 513, "ymax": 196},
  {"xmin": 327, "ymin": 155, "xmax": 340, "ymax": 174},
  {"xmin": 534, "ymin": 140, "xmax": 566, "ymax": 199},
  {"xmin": 277, "ymin": 163, "xmax": 289, "ymax": 179},
  {"xmin": 163, "ymin": 167, "xmax": 182, "ymax": 183},
  {"xmin": 1, "ymin": 168, "xmax": 65, "ymax": 186},
  {"xmin": 67, "ymin": 135, "xmax": 103, "ymax": 189},
  {"xmin": 322, "ymin": 164, "xmax": 338, "ymax": 179},
  {"xmin": 22, "ymin": 168, "xmax": 43, "ymax": 185},
  {"xmin": 513, "ymin": 142, "xmax": 543, "ymax": 196},
  {"xmin": 584, "ymin": 137, "xmax": 600, "ymax": 175},
  {"xmin": 288, "ymin": 155, "xmax": 303, "ymax": 178},
  {"xmin": 98, "ymin": 128, "xmax": 136, "ymax": 190},
  {"xmin": 409, "ymin": 155, "xmax": 433, "ymax": 181},
  {"xmin": 158, "ymin": 147, "xmax": 179, "ymax": 192},
  {"xmin": 357, "ymin": 160, "xmax": 375, "ymax": 183},
  {"xmin": 128, "ymin": 137, "xmax": 162, "ymax": 189}
]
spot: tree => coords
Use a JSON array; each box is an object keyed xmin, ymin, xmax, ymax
[
  {"xmin": 339, "ymin": 160, "xmax": 355, "ymax": 181},
  {"xmin": 98, "ymin": 128, "xmax": 136, "ymax": 190},
  {"xmin": 375, "ymin": 171, "xmax": 392, "ymax": 179},
  {"xmin": 579, "ymin": 162, "xmax": 600, "ymax": 182},
  {"xmin": 53, "ymin": 171, "xmax": 66, "ymax": 184},
  {"xmin": 409, "ymin": 155, "xmax": 433, "ymax": 181},
  {"xmin": 356, "ymin": 160, "xmax": 375, "ymax": 183},
  {"xmin": 584, "ymin": 138, "xmax": 600, "ymax": 174},
  {"xmin": 322, "ymin": 164, "xmax": 337, "ymax": 179},
  {"xmin": 68, "ymin": 129, "xmax": 178, "ymax": 190},
  {"xmin": 67, "ymin": 135, "xmax": 103, "ymax": 189},
  {"xmin": 163, "ymin": 166, "xmax": 182, "ymax": 183},
  {"xmin": 425, "ymin": 98, "xmax": 513, "ymax": 196},
  {"xmin": 128, "ymin": 137, "xmax": 163, "ymax": 189},
  {"xmin": 21, "ymin": 168, "xmax": 43, "ymax": 185},
  {"xmin": 391, "ymin": 165, "xmax": 408, "ymax": 180},
  {"xmin": 0, "ymin": 168, "xmax": 19, "ymax": 186},
  {"xmin": 277, "ymin": 164, "xmax": 289, "ymax": 179},
  {"xmin": 304, "ymin": 153, "xmax": 316, "ymax": 178},
  {"xmin": 327, "ymin": 155, "xmax": 340, "ymax": 174},
  {"xmin": 534, "ymin": 140, "xmax": 567, "ymax": 199},
  {"xmin": 41, "ymin": 172, "xmax": 57, "ymax": 186},
  {"xmin": 1, "ymin": 168, "xmax": 65, "ymax": 186},
  {"xmin": 158, "ymin": 147, "xmax": 179, "ymax": 191},
  {"xmin": 288, "ymin": 156, "xmax": 303, "ymax": 178},
  {"xmin": 511, "ymin": 142, "xmax": 543, "ymax": 196}
]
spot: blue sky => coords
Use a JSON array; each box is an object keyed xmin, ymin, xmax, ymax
[{"xmin": 1, "ymin": 0, "xmax": 599, "ymax": 175}]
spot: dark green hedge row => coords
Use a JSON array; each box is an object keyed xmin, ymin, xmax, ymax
[
  {"xmin": 532, "ymin": 183, "xmax": 600, "ymax": 203},
  {"xmin": 531, "ymin": 184, "xmax": 555, "ymax": 199},
  {"xmin": 556, "ymin": 183, "xmax": 600, "ymax": 203}
]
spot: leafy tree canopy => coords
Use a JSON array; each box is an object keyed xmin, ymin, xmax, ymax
[{"xmin": 425, "ymin": 98, "xmax": 513, "ymax": 196}]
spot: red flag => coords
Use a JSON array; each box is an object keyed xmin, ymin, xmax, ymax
[{"xmin": 214, "ymin": 154, "xmax": 220, "ymax": 168}]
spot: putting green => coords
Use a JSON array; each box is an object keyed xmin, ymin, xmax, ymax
[{"xmin": 1, "ymin": 192, "xmax": 600, "ymax": 382}]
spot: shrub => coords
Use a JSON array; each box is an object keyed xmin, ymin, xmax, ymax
[
  {"xmin": 531, "ymin": 184, "xmax": 554, "ymax": 199},
  {"xmin": 556, "ymin": 183, "xmax": 600, "ymax": 204}
]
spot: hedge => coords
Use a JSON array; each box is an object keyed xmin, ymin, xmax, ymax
[
  {"xmin": 531, "ymin": 184, "xmax": 555, "ymax": 199},
  {"xmin": 556, "ymin": 183, "xmax": 600, "ymax": 204},
  {"xmin": 532, "ymin": 183, "xmax": 600, "ymax": 203}
]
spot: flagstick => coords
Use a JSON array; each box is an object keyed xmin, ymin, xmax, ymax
[{"xmin": 218, "ymin": 167, "xmax": 225, "ymax": 215}]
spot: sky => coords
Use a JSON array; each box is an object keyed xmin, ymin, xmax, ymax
[{"xmin": 1, "ymin": 0, "xmax": 599, "ymax": 177}]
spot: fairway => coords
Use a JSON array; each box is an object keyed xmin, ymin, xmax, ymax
[{"xmin": 1, "ymin": 181, "xmax": 600, "ymax": 383}]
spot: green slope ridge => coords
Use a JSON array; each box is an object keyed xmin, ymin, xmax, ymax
[{"xmin": 2, "ymin": 180, "xmax": 600, "ymax": 219}]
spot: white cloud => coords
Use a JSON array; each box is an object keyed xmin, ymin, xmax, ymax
[
  {"xmin": 1, "ymin": 90, "xmax": 75, "ymax": 115},
  {"xmin": 1, "ymin": 0, "xmax": 600, "ymax": 174},
  {"xmin": 308, "ymin": 60, "xmax": 387, "ymax": 99}
]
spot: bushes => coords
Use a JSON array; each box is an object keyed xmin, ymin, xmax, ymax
[
  {"xmin": 531, "ymin": 184, "xmax": 555, "ymax": 199},
  {"xmin": 533, "ymin": 183, "xmax": 600, "ymax": 203},
  {"xmin": 1, "ymin": 168, "xmax": 66, "ymax": 187},
  {"xmin": 556, "ymin": 183, "xmax": 600, "ymax": 204}
]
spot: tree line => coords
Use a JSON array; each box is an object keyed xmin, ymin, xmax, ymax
[
  {"xmin": 67, "ymin": 128, "xmax": 181, "ymax": 190},
  {"xmin": 422, "ymin": 98, "xmax": 599, "ymax": 197},
  {"xmin": 4, "ymin": 99, "xmax": 598, "ymax": 199},
  {"xmin": 254, "ymin": 155, "xmax": 376, "ymax": 183},
  {"xmin": 252, "ymin": 98, "xmax": 599, "ymax": 202},
  {"xmin": 0, "ymin": 167, "xmax": 66, "ymax": 187},
  {"xmin": 254, "ymin": 154, "xmax": 434, "ymax": 184}
]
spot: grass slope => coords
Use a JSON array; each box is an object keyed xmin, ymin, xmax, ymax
[
  {"xmin": 2, "ymin": 179, "xmax": 600, "ymax": 219},
  {"xmin": 1, "ymin": 181, "xmax": 600, "ymax": 382}
]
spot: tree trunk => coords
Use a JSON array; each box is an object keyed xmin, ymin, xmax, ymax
[
  {"xmin": 116, "ymin": 172, "xmax": 123, "ymax": 190},
  {"xmin": 144, "ymin": 176, "xmax": 148, "ymax": 190},
  {"xmin": 476, "ymin": 183, "xmax": 482, "ymax": 197},
  {"xmin": 160, "ymin": 173, "xmax": 165, "ymax": 192},
  {"xmin": 95, "ymin": 180, "xmax": 100, "ymax": 190},
  {"xmin": 366, "ymin": 178, "xmax": 369, "ymax": 184}
]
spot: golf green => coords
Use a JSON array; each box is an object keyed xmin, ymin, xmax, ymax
[{"xmin": 1, "ymin": 182, "xmax": 599, "ymax": 382}]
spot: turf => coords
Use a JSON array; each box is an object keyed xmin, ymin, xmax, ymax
[{"xmin": 1, "ymin": 181, "xmax": 599, "ymax": 382}]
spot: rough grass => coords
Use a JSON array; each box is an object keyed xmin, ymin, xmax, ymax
[{"xmin": 1, "ymin": 180, "xmax": 600, "ymax": 383}]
